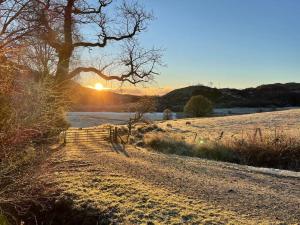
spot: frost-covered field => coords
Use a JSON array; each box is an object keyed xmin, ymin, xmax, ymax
[
  {"xmin": 44, "ymin": 121, "xmax": 300, "ymax": 224},
  {"xmin": 67, "ymin": 107, "xmax": 299, "ymax": 128},
  {"xmin": 213, "ymin": 106, "xmax": 299, "ymax": 115},
  {"xmin": 157, "ymin": 109, "xmax": 300, "ymax": 141},
  {"xmin": 39, "ymin": 109, "xmax": 300, "ymax": 224},
  {"xmin": 66, "ymin": 112, "xmax": 176, "ymax": 127}
]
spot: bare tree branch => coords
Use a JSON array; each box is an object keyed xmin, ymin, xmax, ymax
[
  {"xmin": 73, "ymin": 0, "xmax": 112, "ymax": 15},
  {"xmin": 1, "ymin": 0, "xmax": 162, "ymax": 85},
  {"xmin": 73, "ymin": 1, "xmax": 152, "ymax": 49},
  {"xmin": 68, "ymin": 41, "xmax": 162, "ymax": 85},
  {"xmin": 0, "ymin": 0, "xmax": 32, "ymax": 49}
]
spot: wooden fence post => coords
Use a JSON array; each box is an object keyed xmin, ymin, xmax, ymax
[
  {"xmin": 114, "ymin": 127, "xmax": 118, "ymax": 143},
  {"xmin": 254, "ymin": 128, "xmax": 263, "ymax": 142},
  {"xmin": 128, "ymin": 119, "xmax": 132, "ymax": 135},
  {"xmin": 64, "ymin": 131, "xmax": 67, "ymax": 144},
  {"xmin": 109, "ymin": 126, "xmax": 112, "ymax": 142}
]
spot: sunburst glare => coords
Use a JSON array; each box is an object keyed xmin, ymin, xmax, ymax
[{"xmin": 94, "ymin": 83, "xmax": 104, "ymax": 90}]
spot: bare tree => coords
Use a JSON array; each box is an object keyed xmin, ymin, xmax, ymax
[
  {"xmin": 0, "ymin": 0, "xmax": 32, "ymax": 50},
  {"xmin": 13, "ymin": 0, "xmax": 162, "ymax": 85},
  {"xmin": 20, "ymin": 38, "xmax": 58, "ymax": 77}
]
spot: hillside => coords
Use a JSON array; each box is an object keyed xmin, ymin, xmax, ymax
[
  {"xmin": 70, "ymin": 82, "xmax": 141, "ymax": 111},
  {"xmin": 159, "ymin": 82, "xmax": 300, "ymax": 111},
  {"xmin": 35, "ymin": 109, "xmax": 300, "ymax": 224},
  {"xmin": 70, "ymin": 82, "xmax": 300, "ymax": 112}
]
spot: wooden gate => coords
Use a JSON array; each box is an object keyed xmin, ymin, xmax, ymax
[{"xmin": 64, "ymin": 127, "xmax": 110, "ymax": 144}]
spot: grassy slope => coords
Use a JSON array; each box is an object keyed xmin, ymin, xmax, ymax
[
  {"xmin": 41, "ymin": 112, "xmax": 300, "ymax": 224},
  {"xmin": 140, "ymin": 109, "xmax": 300, "ymax": 170},
  {"xmin": 157, "ymin": 109, "xmax": 300, "ymax": 141}
]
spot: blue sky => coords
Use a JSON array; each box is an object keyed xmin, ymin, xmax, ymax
[{"xmin": 136, "ymin": 0, "xmax": 300, "ymax": 89}]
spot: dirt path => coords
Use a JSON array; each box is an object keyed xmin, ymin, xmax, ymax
[{"xmin": 43, "ymin": 139, "xmax": 300, "ymax": 224}]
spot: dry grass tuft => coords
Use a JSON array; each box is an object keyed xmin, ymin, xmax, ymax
[
  {"xmin": 0, "ymin": 144, "xmax": 56, "ymax": 225},
  {"xmin": 144, "ymin": 130, "xmax": 300, "ymax": 171}
]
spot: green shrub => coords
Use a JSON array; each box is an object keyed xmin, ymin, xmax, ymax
[
  {"xmin": 163, "ymin": 109, "xmax": 172, "ymax": 120},
  {"xmin": 0, "ymin": 214, "xmax": 9, "ymax": 225},
  {"xmin": 184, "ymin": 95, "xmax": 213, "ymax": 117}
]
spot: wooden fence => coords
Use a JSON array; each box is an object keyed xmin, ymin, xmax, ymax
[
  {"xmin": 64, "ymin": 127, "xmax": 110, "ymax": 144},
  {"xmin": 62, "ymin": 125, "xmax": 129, "ymax": 145}
]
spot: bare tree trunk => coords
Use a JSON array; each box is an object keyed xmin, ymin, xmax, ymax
[
  {"xmin": 1, "ymin": 0, "xmax": 161, "ymax": 84},
  {"xmin": 56, "ymin": 49, "xmax": 72, "ymax": 80},
  {"xmin": 55, "ymin": 0, "xmax": 74, "ymax": 81}
]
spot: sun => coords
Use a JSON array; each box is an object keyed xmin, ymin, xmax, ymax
[{"xmin": 94, "ymin": 83, "xmax": 104, "ymax": 90}]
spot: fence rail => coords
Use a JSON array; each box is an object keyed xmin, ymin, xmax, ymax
[
  {"xmin": 64, "ymin": 127, "xmax": 110, "ymax": 144},
  {"xmin": 62, "ymin": 125, "xmax": 130, "ymax": 145}
]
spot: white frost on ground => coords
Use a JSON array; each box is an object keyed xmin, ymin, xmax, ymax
[{"xmin": 246, "ymin": 166, "xmax": 300, "ymax": 178}]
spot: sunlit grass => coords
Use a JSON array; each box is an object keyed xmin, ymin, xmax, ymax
[
  {"xmin": 147, "ymin": 110, "xmax": 300, "ymax": 171},
  {"xmin": 54, "ymin": 169, "xmax": 265, "ymax": 224}
]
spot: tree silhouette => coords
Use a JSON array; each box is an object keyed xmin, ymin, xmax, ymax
[
  {"xmin": 0, "ymin": 0, "xmax": 32, "ymax": 50},
  {"xmin": 1, "ymin": 0, "xmax": 162, "ymax": 85}
]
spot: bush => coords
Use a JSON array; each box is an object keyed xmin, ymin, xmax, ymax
[
  {"xmin": 0, "ymin": 214, "xmax": 9, "ymax": 225},
  {"xmin": 0, "ymin": 74, "xmax": 69, "ymax": 222},
  {"xmin": 0, "ymin": 48, "xmax": 69, "ymax": 223},
  {"xmin": 0, "ymin": 95, "xmax": 13, "ymax": 130},
  {"xmin": 143, "ymin": 131, "xmax": 300, "ymax": 171},
  {"xmin": 144, "ymin": 133, "xmax": 193, "ymax": 156},
  {"xmin": 163, "ymin": 109, "xmax": 172, "ymax": 120},
  {"xmin": 230, "ymin": 133, "xmax": 300, "ymax": 170},
  {"xmin": 144, "ymin": 133, "xmax": 239, "ymax": 162},
  {"xmin": 184, "ymin": 95, "xmax": 213, "ymax": 117},
  {"xmin": 0, "ymin": 77, "xmax": 69, "ymax": 158}
]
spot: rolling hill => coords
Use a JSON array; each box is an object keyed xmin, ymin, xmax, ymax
[
  {"xmin": 71, "ymin": 82, "xmax": 300, "ymax": 112},
  {"xmin": 70, "ymin": 82, "xmax": 142, "ymax": 111},
  {"xmin": 158, "ymin": 82, "xmax": 300, "ymax": 111}
]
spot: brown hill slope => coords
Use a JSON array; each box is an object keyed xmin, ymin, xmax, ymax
[
  {"xmin": 70, "ymin": 82, "xmax": 300, "ymax": 112},
  {"xmin": 70, "ymin": 82, "xmax": 141, "ymax": 111},
  {"xmin": 159, "ymin": 82, "xmax": 300, "ymax": 111}
]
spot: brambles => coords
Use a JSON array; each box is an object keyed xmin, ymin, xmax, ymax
[
  {"xmin": 144, "ymin": 133, "xmax": 239, "ymax": 163},
  {"xmin": 0, "ymin": 67, "xmax": 69, "ymax": 223},
  {"xmin": 144, "ymin": 129, "xmax": 300, "ymax": 171},
  {"xmin": 0, "ymin": 78, "xmax": 69, "ymax": 156}
]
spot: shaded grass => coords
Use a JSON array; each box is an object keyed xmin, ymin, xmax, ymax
[
  {"xmin": 144, "ymin": 132, "xmax": 300, "ymax": 171},
  {"xmin": 0, "ymin": 144, "xmax": 53, "ymax": 225}
]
